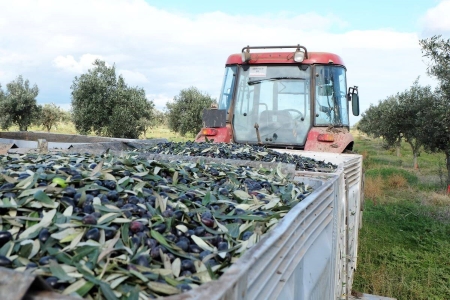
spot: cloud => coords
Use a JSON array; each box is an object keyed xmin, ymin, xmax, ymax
[
  {"xmin": 53, "ymin": 54, "xmax": 104, "ymax": 73},
  {"xmin": 421, "ymin": 0, "xmax": 450, "ymax": 36},
  {"xmin": 0, "ymin": 0, "xmax": 436, "ymax": 127}
]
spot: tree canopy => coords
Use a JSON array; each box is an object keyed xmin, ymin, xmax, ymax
[
  {"xmin": 70, "ymin": 60, "xmax": 154, "ymax": 139},
  {"xmin": 166, "ymin": 87, "xmax": 215, "ymax": 136},
  {"xmin": 0, "ymin": 76, "xmax": 40, "ymax": 131}
]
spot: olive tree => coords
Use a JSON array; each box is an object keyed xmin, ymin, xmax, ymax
[
  {"xmin": 0, "ymin": 76, "xmax": 40, "ymax": 131},
  {"xmin": 357, "ymin": 95, "xmax": 403, "ymax": 153},
  {"xmin": 40, "ymin": 103, "xmax": 63, "ymax": 132},
  {"xmin": 420, "ymin": 35, "xmax": 450, "ymax": 183},
  {"xmin": 71, "ymin": 60, "xmax": 154, "ymax": 139},
  {"xmin": 396, "ymin": 79, "xmax": 436, "ymax": 169},
  {"xmin": 166, "ymin": 87, "xmax": 215, "ymax": 136}
]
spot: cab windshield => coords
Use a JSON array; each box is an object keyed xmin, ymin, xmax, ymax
[{"xmin": 233, "ymin": 65, "xmax": 311, "ymax": 146}]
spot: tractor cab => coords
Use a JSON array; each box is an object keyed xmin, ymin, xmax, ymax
[{"xmin": 196, "ymin": 45, "xmax": 360, "ymax": 153}]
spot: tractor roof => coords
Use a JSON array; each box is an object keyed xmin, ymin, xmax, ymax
[{"xmin": 226, "ymin": 52, "xmax": 345, "ymax": 66}]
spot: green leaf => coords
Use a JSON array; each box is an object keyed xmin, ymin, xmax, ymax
[
  {"xmin": 225, "ymin": 223, "xmax": 240, "ymax": 238},
  {"xmin": 49, "ymin": 260, "xmax": 74, "ymax": 282},
  {"xmin": 33, "ymin": 190, "xmax": 54, "ymax": 206}
]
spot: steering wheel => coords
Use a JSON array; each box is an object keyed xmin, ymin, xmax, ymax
[{"xmin": 282, "ymin": 109, "xmax": 304, "ymax": 120}]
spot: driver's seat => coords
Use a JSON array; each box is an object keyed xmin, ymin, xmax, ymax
[{"xmin": 259, "ymin": 110, "xmax": 293, "ymax": 129}]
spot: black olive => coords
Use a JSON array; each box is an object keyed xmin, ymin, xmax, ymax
[
  {"xmin": 145, "ymin": 238, "xmax": 158, "ymax": 249},
  {"xmin": 241, "ymin": 231, "xmax": 253, "ymax": 241},
  {"xmin": 153, "ymin": 223, "xmax": 166, "ymax": 234},
  {"xmin": 180, "ymin": 259, "xmax": 195, "ymax": 272},
  {"xmin": 194, "ymin": 227, "xmax": 205, "ymax": 237},
  {"xmin": 0, "ymin": 255, "xmax": 11, "ymax": 267},
  {"xmin": 176, "ymin": 283, "xmax": 192, "ymax": 292},
  {"xmin": 82, "ymin": 214, "xmax": 97, "ymax": 225},
  {"xmin": 83, "ymin": 204, "xmax": 95, "ymax": 214},
  {"xmin": 38, "ymin": 228, "xmax": 51, "ymax": 243},
  {"xmin": 85, "ymin": 228, "xmax": 100, "ymax": 241},
  {"xmin": 105, "ymin": 227, "xmax": 118, "ymax": 240},
  {"xmin": 175, "ymin": 240, "xmax": 189, "ymax": 252},
  {"xmin": 189, "ymin": 244, "xmax": 202, "ymax": 254},
  {"xmin": 26, "ymin": 262, "xmax": 38, "ymax": 269},
  {"xmin": 62, "ymin": 187, "xmax": 77, "ymax": 197},
  {"xmin": 39, "ymin": 255, "xmax": 56, "ymax": 265},
  {"xmin": 218, "ymin": 241, "xmax": 228, "ymax": 251},
  {"xmin": 199, "ymin": 250, "xmax": 212, "ymax": 261},
  {"xmin": 45, "ymin": 276, "xmax": 59, "ymax": 288},
  {"xmin": 0, "ymin": 231, "xmax": 12, "ymax": 248}
]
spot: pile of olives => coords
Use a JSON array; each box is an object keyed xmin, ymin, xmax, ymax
[{"xmin": 0, "ymin": 151, "xmax": 313, "ymax": 299}]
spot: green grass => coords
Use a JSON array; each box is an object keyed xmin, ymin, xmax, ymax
[
  {"xmin": 7, "ymin": 122, "xmax": 194, "ymax": 143},
  {"xmin": 353, "ymin": 132, "xmax": 450, "ymax": 300}
]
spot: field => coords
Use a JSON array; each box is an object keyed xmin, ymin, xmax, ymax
[
  {"xmin": 352, "ymin": 134, "xmax": 450, "ymax": 300},
  {"xmin": 8, "ymin": 123, "xmax": 450, "ymax": 299}
]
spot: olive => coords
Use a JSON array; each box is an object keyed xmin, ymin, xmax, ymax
[
  {"xmin": 176, "ymin": 283, "xmax": 192, "ymax": 292},
  {"xmin": 199, "ymin": 250, "xmax": 212, "ymax": 261},
  {"xmin": 26, "ymin": 262, "xmax": 38, "ymax": 269},
  {"xmin": 82, "ymin": 214, "xmax": 97, "ymax": 225},
  {"xmin": 0, "ymin": 183, "xmax": 15, "ymax": 190},
  {"xmin": 175, "ymin": 240, "xmax": 189, "ymax": 252},
  {"xmin": 3, "ymin": 192, "xmax": 16, "ymax": 198},
  {"xmin": 201, "ymin": 218, "xmax": 214, "ymax": 228},
  {"xmin": 0, "ymin": 255, "xmax": 12, "ymax": 267},
  {"xmin": 135, "ymin": 255, "xmax": 150, "ymax": 267},
  {"xmin": 145, "ymin": 238, "xmax": 158, "ymax": 249},
  {"xmin": 45, "ymin": 276, "xmax": 60, "ymax": 289},
  {"xmin": 103, "ymin": 180, "xmax": 116, "ymax": 190},
  {"xmin": 173, "ymin": 210, "xmax": 184, "ymax": 220},
  {"xmin": 189, "ymin": 244, "xmax": 202, "ymax": 254},
  {"xmin": 0, "ymin": 231, "xmax": 12, "ymax": 247},
  {"xmin": 83, "ymin": 204, "xmax": 95, "ymax": 214},
  {"xmin": 194, "ymin": 227, "xmax": 205, "ymax": 237},
  {"xmin": 38, "ymin": 228, "xmax": 51, "ymax": 243},
  {"xmin": 185, "ymin": 230, "xmax": 195, "ymax": 238},
  {"xmin": 85, "ymin": 228, "xmax": 100, "ymax": 241},
  {"xmin": 181, "ymin": 259, "xmax": 195, "ymax": 272},
  {"xmin": 105, "ymin": 227, "xmax": 118, "ymax": 240},
  {"xmin": 218, "ymin": 241, "xmax": 228, "ymax": 251},
  {"xmin": 153, "ymin": 224, "xmax": 166, "ymax": 234},
  {"xmin": 88, "ymin": 189, "xmax": 100, "ymax": 197},
  {"xmin": 39, "ymin": 255, "xmax": 56, "ymax": 265},
  {"xmin": 130, "ymin": 221, "xmax": 144, "ymax": 233},
  {"xmin": 180, "ymin": 270, "xmax": 192, "ymax": 277},
  {"xmin": 62, "ymin": 187, "xmax": 77, "ymax": 197},
  {"xmin": 162, "ymin": 210, "xmax": 173, "ymax": 218},
  {"xmin": 241, "ymin": 231, "xmax": 253, "ymax": 241},
  {"xmin": 106, "ymin": 191, "xmax": 119, "ymax": 201},
  {"xmin": 164, "ymin": 233, "xmax": 177, "ymax": 243}
]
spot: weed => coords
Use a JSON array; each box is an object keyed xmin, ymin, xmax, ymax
[
  {"xmin": 364, "ymin": 176, "xmax": 384, "ymax": 204},
  {"xmin": 386, "ymin": 174, "xmax": 408, "ymax": 189}
]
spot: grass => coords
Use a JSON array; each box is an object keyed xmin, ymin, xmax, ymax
[
  {"xmin": 352, "ymin": 132, "xmax": 450, "ymax": 300},
  {"xmin": 7, "ymin": 122, "xmax": 194, "ymax": 143}
]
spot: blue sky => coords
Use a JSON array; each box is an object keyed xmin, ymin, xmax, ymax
[
  {"xmin": 0, "ymin": 0, "xmax": 449, "ymax": 126},
  {"xmin": 145, "ymin": 0, "xmax": 435, "ymax": 32}
]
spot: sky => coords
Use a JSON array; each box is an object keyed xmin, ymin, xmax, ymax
[{"xmin": 1, "ymin": 0, "xmax": 450, "ymax": 126}]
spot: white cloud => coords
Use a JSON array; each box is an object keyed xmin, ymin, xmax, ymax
[
  {"xmin": 53, "ymin": 54, "xmax": 104, "ymax": 73},
  {"xmin": 0, "ymin": 0, "xmax": 438, "ymax": 127},
  {"xmin": 146, "ymin": 93, "xmax": 173, "ymax": 110},
  {"xmin": 421, "ymin": 0, "xmax": 450, "ymax": 36}
]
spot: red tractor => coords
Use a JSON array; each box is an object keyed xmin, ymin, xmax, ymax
[{"xmin": 195, "ymin": 45, "xmax": 360, "ymax": 153}]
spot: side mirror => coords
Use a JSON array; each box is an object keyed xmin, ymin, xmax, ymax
[{"xmin": 348, "ymin": 86, "xmax": 360, "ymax": 116}]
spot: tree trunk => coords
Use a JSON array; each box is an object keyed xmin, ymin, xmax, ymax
[
  {"xmin": 396, "ymin": 145, "xmax": 401, "ymax": 157},
  {"xmin": 413, "ymin": 152, "xmax": 419, "ymax": 169}
]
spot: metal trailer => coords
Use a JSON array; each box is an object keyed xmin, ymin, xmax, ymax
[{"xmin": 0, "ymin": 134, "xmax": 393, "ymax": 300}]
